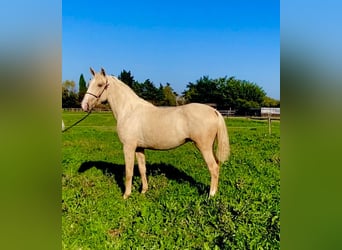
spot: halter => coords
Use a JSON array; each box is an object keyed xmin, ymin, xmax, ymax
[
  {"xmin": 63, "ymin": 80, "xmax": 109, "ymax": 133},
  {"xmin": 85, "ymin": 81, "xmax": 109, "ymax": 99}
]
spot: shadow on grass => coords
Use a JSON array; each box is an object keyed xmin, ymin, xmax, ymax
[{"xmin": 78, "ymin": 161, "xmax": 207, "ymax": 195}]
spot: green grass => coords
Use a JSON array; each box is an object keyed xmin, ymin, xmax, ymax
[{"xmin": 62, "ymin": 111, "xmax": 280, "ymax": 249}]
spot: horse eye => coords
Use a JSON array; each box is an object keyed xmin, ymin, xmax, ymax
[{"xmin": 97, "ymin": 83, "xmax": 103, "ymax": 87}]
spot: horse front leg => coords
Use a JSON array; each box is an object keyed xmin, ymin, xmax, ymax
[
  {"xmin": 136, "ymin": 148, "xmax": 148, "ymax": 194},
  {"xmin": 123, "ymin": 144, "xmax": 136, "ymax": 199}
]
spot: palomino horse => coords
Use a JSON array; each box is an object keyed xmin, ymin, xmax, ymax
[{"xmin": 81, "ymin": 68, "xmax": 230, "ymax": 199}]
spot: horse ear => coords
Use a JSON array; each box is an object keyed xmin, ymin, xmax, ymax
[
  {"xmin": 90, "ymin": 67, "xmax": 95, "ymax": 76},
  {"xmin": 101, "ymin": 68, "xmax": 106, "ymax": 76}
]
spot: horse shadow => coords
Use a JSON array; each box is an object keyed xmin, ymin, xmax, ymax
[{"xmin": 78, "ymin": 161, "xmax": 207, "ymax": 195}]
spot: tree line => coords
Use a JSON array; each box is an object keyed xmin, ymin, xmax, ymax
[{"xmin": 62, "ymin": 69, "xmax": 280, "ymax": 114}]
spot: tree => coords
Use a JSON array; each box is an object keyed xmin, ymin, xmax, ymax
[
  {"xmin": 62, "ymin": 80, "xmax": 78, "ymax": 108},
  {"xmin": 138, "ymin": 79, "xmax": 163, "ymax": 104},
  {"xmin": 62, "ymin": 80, "xmax": 75, "ymax": 93},
  {"xmin": 183, "ymin": 76, "xmax": 220, "ymax": 104},
  {"xmin": 78, "ymin": 74, "xmax": 87, "ymax": 103},
  {"xmin": 182, "ymin": 76, "xmax": 267, "ymax": 114},
  {"xmin": 118, "ymin": 70, "xmax": 135, "ymax": 88},
  {"xmin": 219, "ymin": 77, "xmax": 266, "ymax": 112},
  {"xmin": 262, "ymin": 96, "xmax": 280, "ymax": 107},
  {"xmin": 162, "ymin": 83, "xmax": 177, "ymax": 106}
]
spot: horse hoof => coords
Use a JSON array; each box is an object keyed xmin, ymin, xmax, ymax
[
  {"xmin": 123, "ymin": 193, "xmax": 130, "ymax": 199},
  {"xmin": 209, "ymin": 191, "xmax": 217, "ymax": 197}
]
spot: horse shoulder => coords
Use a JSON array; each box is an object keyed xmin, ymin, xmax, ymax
[{"xmin": 116, "ymin": 104, "xmax": 153, "ymax": 141}]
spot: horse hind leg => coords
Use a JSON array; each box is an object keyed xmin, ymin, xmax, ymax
[
  {"xmin": 136, "ymin": 148, "xmax": 148, "ymax": 194},
  {"xmin": 197, "ymin": 144, "xmax": 220, "ymax": 197}
]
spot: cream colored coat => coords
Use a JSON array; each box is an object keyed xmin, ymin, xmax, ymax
[{"xmin": 82, "ymin": 68, "xmax": 230, "ymax": 199}]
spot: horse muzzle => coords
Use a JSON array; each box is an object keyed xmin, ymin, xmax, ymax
[
  {"xmin": 81, "ymin": 98, "xmax": 91, "ymax": 112},
  {"xmin": 81, "ymin": 102, "xmax": 89, "ymax": 112}
]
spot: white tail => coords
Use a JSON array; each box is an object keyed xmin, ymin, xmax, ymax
[{"xmin": 215, "ymin": 111, "xmax": 230, "ymax": 164}]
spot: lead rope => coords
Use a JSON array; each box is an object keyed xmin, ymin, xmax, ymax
[
  {"xmin": 63, "ymin": 81, "xmax": 109, "ymax": 133},
  {"xmin": 62, "ymin": 111, "xmax": 91, "ymax": 133}
]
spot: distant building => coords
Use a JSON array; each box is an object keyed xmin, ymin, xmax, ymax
[{"xmin": 261, "ymin": 107, "xmax": 280, "ymax": 117}]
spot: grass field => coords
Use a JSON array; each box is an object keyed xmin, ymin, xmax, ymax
[{"xmin": 62, "ymin": 111, "xmax": 280, "ymax": 249}]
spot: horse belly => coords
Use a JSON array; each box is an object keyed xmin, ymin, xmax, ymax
[
  {"xmin": 138, "ymin": 138, "xmax": 186, "ymax": 150},
  {"xmin": 139, "ymin": 117, "xmax": 189, "ymax": 150}
]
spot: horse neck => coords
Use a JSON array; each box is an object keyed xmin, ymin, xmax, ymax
[{"xmin": 107, "ymin": 77, "xmax": 152, "ymax": 120}]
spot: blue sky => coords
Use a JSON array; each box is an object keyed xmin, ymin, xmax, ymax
[{"xmin": 63, "ymin": 0, "xmax": 279, "ymax": 99}]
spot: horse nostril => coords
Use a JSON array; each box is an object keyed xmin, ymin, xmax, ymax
[{"xmin": 81, "ymin": 102, "xmax": 89, "ymax": 112}]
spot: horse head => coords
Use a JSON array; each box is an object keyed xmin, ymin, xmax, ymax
[{"xmin": 81, "ymin": 67, "xmax": 109, "ymax": 112}]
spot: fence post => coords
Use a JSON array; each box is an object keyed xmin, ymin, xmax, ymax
[{"xmin": 268, "ymin": 114, "xmax": 272, "ymax": 135}]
